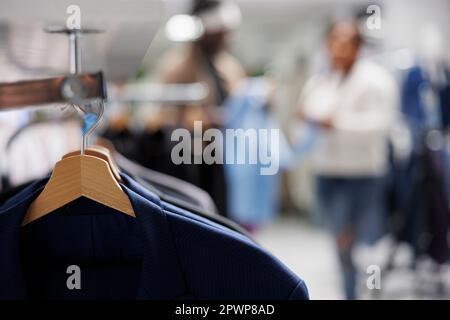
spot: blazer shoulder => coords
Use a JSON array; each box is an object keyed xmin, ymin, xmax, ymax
[{"xmin": 165, "ymin": 211, "xmax": 307, "ymax": 299}]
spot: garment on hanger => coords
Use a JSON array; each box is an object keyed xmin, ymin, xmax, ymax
[
  {"xmin": 0, "ymin": 146, "xmax": 251, "ymax": 238},
  {"xmin": 223, "ymin": 78, "xmax": 293, "ymax": 228},
  {"xmin": 401, "ymin": 65, "xmax": 450, "ymax": 132},
  {"xmin": 131, "ymin": 175, "xmax": 251, "ymax": 238},
  {"xmin": 0, "ymin": 180, "xmax": 30, "ymax": 206},
  {"xmin": 102, "ymin": 126, "xmax": 139, "ymax": 161},
  {"xmin": 134, "ymin": 126, "xmax": 229, "ymax": 217},
  {"xmin": 0, "ymin": 173, "xmax": 309, "ymax": 300},
  {"xmin": 116, "ymin": 150, "xmax": 218, "ymax": 214},
  {"xmin": 96, "ymin": 141, "xmax": 247, "ymax": 237},
  {"xmin": 395, "ymin": 64, "xmax": 450, "ymax": 263},
  {"xmin": 121, "ymin": 174, "xmax": 253, "ymax": 240}
]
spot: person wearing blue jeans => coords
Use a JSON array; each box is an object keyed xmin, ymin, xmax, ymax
[{"xmin": 298, "ymin": 19, "xmax": 398, "ymax": 298}]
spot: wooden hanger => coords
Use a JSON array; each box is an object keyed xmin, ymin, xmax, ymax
[
  {"xmin": 63, "ymin": 145, "xmax": 122, "ymax": 182},
  {"xmin": 22, "ymin": 102, "xmax": 135, "ymax": 226},
  {"xmin": 22, "ymin": 154, "xmax": 135, "ymax": 226}
]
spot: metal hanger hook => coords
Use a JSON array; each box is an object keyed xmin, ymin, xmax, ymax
[
  {"xmin": 47, "ymin": 26, "xmax": 105, "ymax": 155},
  {"xmin": 80, "ymin": 100, "xmax": 104, "ymax": 154}
]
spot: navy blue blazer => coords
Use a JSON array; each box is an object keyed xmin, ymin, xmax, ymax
[{"xmin": 0, "ymin": 176, "xmax": 309, "ymax": 300}]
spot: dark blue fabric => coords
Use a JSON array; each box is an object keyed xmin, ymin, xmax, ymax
[
  {"xmin": 20, "ymin": 196, "xmax": 144, "ymax": 299},
  {"xmin": 0, "ymin": 176, "xmax": 308, "ymax": 300},
  {"xmin": 121, "ymin": 174, "xmax": 252, "ymax": 243}
]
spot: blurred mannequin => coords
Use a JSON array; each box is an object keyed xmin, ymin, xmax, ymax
[
  {"xmin": 152, "ymin": 0, "xmax": 246, "ymax": 217},
  {"xmin": 299, "ymin": 20, "xmax": 398, "ymax": 299}
]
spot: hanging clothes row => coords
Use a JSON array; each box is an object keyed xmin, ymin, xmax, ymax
[
  {"xmin": 0, "ymin": 24, "xmax": 308, "ymax": 300},
  {"xmin": 0, "ymin": 167, "xmax": 309, "ymax": 299},
  {"xmin": 0, "ymin": 98, "xmax": 309, "ymax": 300}
]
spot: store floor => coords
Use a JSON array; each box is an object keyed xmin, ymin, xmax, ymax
[{"xmin": 254, "ymin": 218, "xmax": 450, "ymax": 300}]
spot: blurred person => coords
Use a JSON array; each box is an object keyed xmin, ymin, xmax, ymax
[
  {"xmin": 153, "ymin": 0, "xmax": 246, "ymax": 217},
  {"xmin": 159, "ymin": 0, "xmax": 245, "ymax": 114},
  {"xmin": 298, "ymin": 19, "xmax": 398, "ymax": 299}
]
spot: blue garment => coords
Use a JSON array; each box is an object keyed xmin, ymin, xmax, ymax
[
  {"xmin": 223, "ymin": 78, "xmax": 291, "ymax": 226},
  {"xmin": 401, "ymin": 66, "xmax": 450, "ymax": 132},
  {"xmin": 0, "ymin": 176, "xmax": 308, "ymax": 300}
]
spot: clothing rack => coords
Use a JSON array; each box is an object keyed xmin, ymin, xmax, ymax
[
  {"xmin": 117, "ymin": 82, "xmax": 209, "ymax": 105},
  {"xmin": 0, "ymin": 72, "xmax": 106, "ymax": 110}
]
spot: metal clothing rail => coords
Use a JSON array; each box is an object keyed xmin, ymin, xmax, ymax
[
  {"xmin": 117, "ymin": 82, "xmax": 209, "ymax": 105},
  {"xmin": 0, "ymin": 72, "xmax": 106, "ymax": 110}
]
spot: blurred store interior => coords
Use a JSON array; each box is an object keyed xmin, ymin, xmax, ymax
[{"xmin": 1, "ymin": 0, "xmax": 450, "ymax": 299}]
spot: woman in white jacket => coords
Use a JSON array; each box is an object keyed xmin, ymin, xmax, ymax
[{"xmin": 299, "ymin": 19, "xmax": 398, "ymax": 299}]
